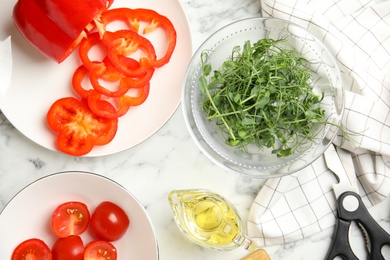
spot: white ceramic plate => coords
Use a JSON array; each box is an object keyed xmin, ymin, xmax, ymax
[
  {"xmin": 0, "ymin": 0, "xmax": 192, "ymax": 157},
  {"xmin": 0, "ymin": 171, "xmax": 158, "ymax": 259}
]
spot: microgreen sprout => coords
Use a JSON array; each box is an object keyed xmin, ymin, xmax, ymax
[{"xmin": 199, "ymin": 38, "xmax": 331, "ymax": 157}]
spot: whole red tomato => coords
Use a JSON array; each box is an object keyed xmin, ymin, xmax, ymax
[
  {"xmin": 90, "ymin": 201, "xmax": 130, "ymax": 241},
  {"xmin": 52, "ymin": 235, "xmax": 84, "ymax": 260}
]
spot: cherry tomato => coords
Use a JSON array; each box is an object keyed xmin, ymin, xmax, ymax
[
  {"xmin": 11, "ymin": 238, "xmax": 52, "ymax": 260},
  {"xmin": 90, "ymin": 201, "xmax": 130, "ymax": 241},
  {"xmin": 84, "ymin": 240, "xmax": 117, "ymax": 260},
  {"xmin": 51, "ymin": 201, "xmax": 90, "ymax": 238},
  {"xmin": 52, "ymin": 235, "xmax": 84, "ymax": 260}
]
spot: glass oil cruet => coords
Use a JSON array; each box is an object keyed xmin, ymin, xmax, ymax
[{"xmin": 168, "ymin": 189, "xmax": 258, "ymax": 252}]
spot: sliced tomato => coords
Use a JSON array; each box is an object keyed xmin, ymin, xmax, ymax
[
  {"xmin": 11, "ymin": 238, "xmax": 52, "ymax": 260},
  {"xmin": 52, "ymin": 235, "xmax": 84, "ymax": 260},
  {"xmin": 91, "ymin": 201, "xmax": 130, "ymax": 241},
  {"xmin": 47, "ymin": 97, "xmax": 118, "ymax": 156},
  {"xmin": 84, "ymin": 240, "xmax": 117, "ymax": 260},
  {"xmin": 51, "ymin": 201, "xmax": 90, "ymax": 238}
]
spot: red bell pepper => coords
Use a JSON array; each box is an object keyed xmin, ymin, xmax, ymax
[
  {"xmin": 72, "ymin": 65, "xmax": 94, "ymax": 99},
  {"xmin": 72, "ymin": 63, "xmax": 129, "ymax": 98},
  {"xmin": 120, "ymin": 82, "xmax": 150, "ymax": 106},
  {"xmin": 119, "ymin": 67, "xmax": 155, "ymax": 90},
  {"xmin": 17, "ymin": 2, "xmax": 178, "ymax": 155},
  {"xmin": 87, "ymin": 82, "xmax": 150, "ymax": 119},
  {"xmin": 100, "ymin": 8, "xmax": 177, "ymax": 68},
  {"xmin": 99, "ymin": 56, "xmax": 126, "ymax": 82},
  {"xmin": 47, "ymin": 97, "xmax": 118, "ymax": 156},
  {"xmin": 102, "ymin": 30, "xmax": 157, "ymax": 77},
  {"xmin": 87, "ymin": 91, "xmax": 130, "ymax": 119},
  {"xmin": 13, "ymin": 0, "xmax": 113, "ymax": 63},
  {"xmin": 78, "ymin": 32, "xmax": 109, "ymax": 73},
  {"xmin": 89, "ymin": 69, "xmax": 129, "ymax": 98},
  {"xmin": 89, "ymin": 67, "xmax": 154, "ymax": 98},
  {"xmin": 78, "ymin": 32, "xmax": 140, "ymax": 79}
]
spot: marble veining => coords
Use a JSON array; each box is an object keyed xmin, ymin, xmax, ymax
[{"xmin": 1, "ymin": 0, "xmax": 390, "ymax": 259}]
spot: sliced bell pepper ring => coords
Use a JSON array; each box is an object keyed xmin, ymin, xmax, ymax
[
  {"xmin": 87, "ymin": 91, "xmax": 130, "ymax": 119},
  {"xmin": 78, "ymin": 32, "xmax": 141, "ymax": 75},
  {"xmin": 120, "ymin": 82, "xmax": 150, "ymax": 106},
  {"xmin": 134, "ymin": 8, "xmax": 177, "ymax": 68},
  {"xmin": 89, "ymin": 66, "xmax": 154, "ymax": 98},
  {"xmin": 78, "ymin": 32, "xmax": 108, "ymax": 73},
  {"xmin": 89, "ymin": 68, "xmax": 129, "ymax": 98},
  {"xmin": 119, "ymin": 67, "xmax": 155, "ymax": 90},
  {"xmin": 98, "ymin": 7, "xmax": 139, "ymax": 32},
  {"xmin": 96, "ymin": 55, "xmax": 144, "ymax": 82},
  {"xmin": 73, "ymin": 59, "xmax": 153, "ymax": 100},
  {"xmin": 100, "ymin": 56, "xmax": 125, "ymax": 82},
  {"xmin": 99, "ymin": 8, "xmax": 177, "ymax": 68},
  {"xmin": 47, "ymin": 97, "xmax": 118, "ymax": 156},
  {"xmin": 102, "ymin": 30, "xmax": 157, "ymax": 77},
  {"xmin": 72, "ymin": 65, "xmax": 94, "ymax": 99},
  {"xmin": 87, "ymin": 82, "xmax": 150, "ymax": 119},
  {"xmin": 13, "ymin": 0, "xmax": 113, "ymax": 63}
]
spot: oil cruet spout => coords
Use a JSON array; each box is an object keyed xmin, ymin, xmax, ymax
[{"xmin": 168, "ymin": 189, "xmax": 258, "ymax": 251}]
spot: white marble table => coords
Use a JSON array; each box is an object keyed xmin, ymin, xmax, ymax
[{"xmin": 1, "ymin": 0, "xmax": 390, "ymax": 259}]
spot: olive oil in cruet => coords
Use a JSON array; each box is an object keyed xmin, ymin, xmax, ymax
[{"xmin": 168, "ymin": 189, "xmax": 257, "ymax": 251}]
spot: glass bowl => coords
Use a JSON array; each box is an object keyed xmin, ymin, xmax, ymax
[{"xmin": 182, "ymin": 17, "xmax": 344, "ymax": 178}]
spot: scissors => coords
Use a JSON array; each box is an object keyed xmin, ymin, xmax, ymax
[{"xmin": 324, "ymin": 144, "xmax": 390, "ymax": 260}]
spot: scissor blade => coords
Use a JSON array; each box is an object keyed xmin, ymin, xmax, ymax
[
  {"xmin": 334, "ymin": 147, "xmax": 358, "ymax": 189},
  {"xmin": 324, "ymin": 145, "xmax": 358, "ymax": 198}
]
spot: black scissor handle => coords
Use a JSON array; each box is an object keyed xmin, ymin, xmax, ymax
[
  {"xmin": 325, "ymin": 217, "xmax": 359, "ymax": 260},
  {"xmin": 338, "ymin": 191, "xmax": 390, "ymax": 260}
]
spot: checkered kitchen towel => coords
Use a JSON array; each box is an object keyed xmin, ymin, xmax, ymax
[{"xmin": 247, "ymin": 0, "xmax": 390, "ymax": 246}]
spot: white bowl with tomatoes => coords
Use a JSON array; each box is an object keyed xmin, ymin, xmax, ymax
[{"xmin": 0, "ymin": 171, "xmax": 158, "ymax": 260}]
